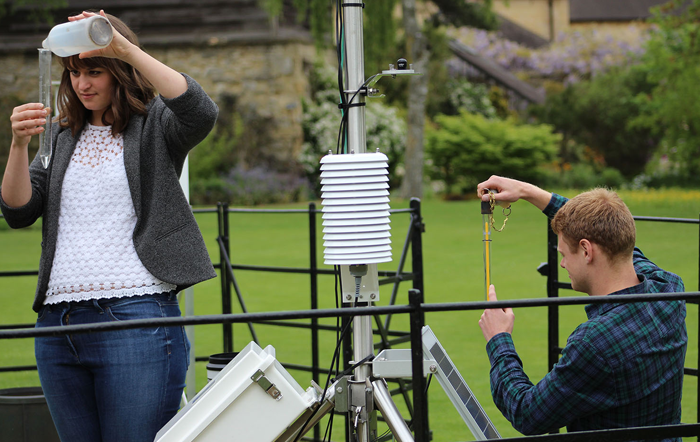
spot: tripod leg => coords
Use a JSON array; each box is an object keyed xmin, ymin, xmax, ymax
[{"xmin": 372, "ymin": 379, "xmax": 414, "ymax": 442}]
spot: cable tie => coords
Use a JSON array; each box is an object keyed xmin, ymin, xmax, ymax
[
  {"xmin": 331, "ymin": 354, "xmax": 374, "ymax": 381},
  {"xmin": 341, "ymin": 2, "xmax": 365, "ymax": 7},
  {"xmin": 337, "ymin": 102, "xmax": 366, "ymax": 110}
]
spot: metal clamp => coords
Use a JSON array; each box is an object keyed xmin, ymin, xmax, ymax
[{"xmin": 251, "ymin": 369, "xmax": 283, "ymax": 401}]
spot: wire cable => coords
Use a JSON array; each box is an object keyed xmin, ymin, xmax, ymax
[{"xmin": 293, "ymin": 265, "xmax": 349, "ymax": 442}]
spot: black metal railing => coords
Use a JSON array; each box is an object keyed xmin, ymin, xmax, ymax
[
  {"xmin": 0, "ymin": 200, "xmax": 425, "ymax": 442},
  {"xmin": 1, "ymin": 290, "xmax": 699, "ymax": 441},
  {"xmin": 2, "ymin": 207, "xmax": 700, "ymax": 441}
]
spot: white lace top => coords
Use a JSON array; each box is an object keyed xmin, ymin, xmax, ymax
[{"xmin": 44, "ymin": 124, "xmax": 176, "ymax": 304}]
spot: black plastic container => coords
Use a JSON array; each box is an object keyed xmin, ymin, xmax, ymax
[
  {"xmin": 0, "ymin": 387, "xmax": 60, "ymax": 441},
  {"xmin": 206, "ymin": 352, "xmax": 239, "ymax": 382}
]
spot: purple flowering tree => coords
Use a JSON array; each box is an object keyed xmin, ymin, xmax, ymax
[{"xmin": 451, "ymin": 26, "xmax": 648, "ymax": 85}]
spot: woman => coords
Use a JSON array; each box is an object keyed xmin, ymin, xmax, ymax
[{"xmin": 0, "ymin": 10, "xmax": 218, "ymax": 442}]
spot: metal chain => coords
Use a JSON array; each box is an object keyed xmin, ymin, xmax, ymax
[{"xmin": 489, "ymin": 191, "xmax": 511, "ymax": 232}]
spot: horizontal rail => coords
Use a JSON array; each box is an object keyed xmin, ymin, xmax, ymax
[
  {"xmin": 257, "ymin": 320, "xmax": 409, "ymax": 338},
  {"xmin": 497, "ymin": 423, "xmax": 700, "ymax": 442},
  {"xmin": 213, "ymin": 263, "xmax": 412, "ymax": 280},
  {"xmin": 423, "ymin": 291, "xmax": 700, "ymax": 313},
  {"xmin": 2, "ymin": 211, "xmax": 696, "ymax": 222},
  {"xmin": 633, "ymin": 216, "xmax": 699, "ymax": 224},
  {"xmin": 0, "ymin": 270, "xmax": 38, "ymax": 277},
  {"xmin": 1, "ymin": 291, "xmax": 697, "ymax": 339},
  {"xmin": 195, "ymin": 207, "xmax": 416, "ymax": 215},
  {"xmin": 0, "ymin": 364, "xmax": 37, "ymax": 373},
  {"xmin": 3, "ymin": 206, "xmax": 417, "ymax": 217}
]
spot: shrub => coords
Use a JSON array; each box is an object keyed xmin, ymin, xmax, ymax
[
  {"xmin": 540, "ymin": 163, "xmax": 625, "ymax": 189},
  {"xmin": 191, "ymin": 166, "xmax": 311, "ymax": 206},
  {"xmin": 442, "ymin": 79, "xmax": 498, "ymax": 119},
  {"xmin": 425, "ymin": 112, "xmax": 560, "ymax": 196},
  {"xmin": 189, "ymin": 122, "xmax": 242, "ymax": 184},
  {"xmin": 301, "ymin": 64, "xmax": 406, "ymax": 195}
]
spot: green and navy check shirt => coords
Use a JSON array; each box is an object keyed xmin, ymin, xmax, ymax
[{"xmin": 486, "ymin": 193, "xmax": 687, "ymax": 438}]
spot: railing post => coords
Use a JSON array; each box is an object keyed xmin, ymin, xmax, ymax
[
  {"xmin": 308, "ymin": 202, "xmax": 320, "ymax": 442},
  {"xmin": 409, "ymin": 288, "xmax": 428, "ymax": 442},
  {"xmin": 546, "ymin": 219, "xmax": 560, "ymax": 433},
  {"xmin": 217, "ymin": 202, "xmax": 233, "ymax": 353},
  {"xmin": 546, "ymin": 220, "xmax": 560, "ymax": 368},
  {"xmin": 410, "ymin": 198, "xmax": 425, "ymax": 297}
]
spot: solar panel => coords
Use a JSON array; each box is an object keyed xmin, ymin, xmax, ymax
[{"xmin": 422, "ymin": 325, "xmax": 501, "ymax": 440}]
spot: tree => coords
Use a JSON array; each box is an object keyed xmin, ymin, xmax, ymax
[
  {"xmin": 397, "ymin": 0, "xmax": 497, "ymax": 199},
  {"xmin": 530, "ymin": 65, "xmax": 658, "ymax": 179},
  {"xmin": 630, "ymin": 0, "xmax": 700, "ymax": 180},
  {"xmin": 262, "ymin": 0, "xmax": 497, "ymax": 198},
  {"xmin": 399, "ymin": 0, "xmax": 430, "ymax": 199}
]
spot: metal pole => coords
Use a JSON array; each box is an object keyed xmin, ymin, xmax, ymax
[
  {"xmin": 184, "ymin": 287, "xmax": 195, "ymax": 400},
  {"xmin": 309, "ymin": 202, "xmax": 320, "ymax": 442},
  {"xmin": 409, "ymin": 289, "xmax": 428, "ymax": 442},
  {"xmin": 179, "ymin": 158, "xmax": 196, "ymax": 400},
  {"xmin": 372, "ymin": 379, "xmax": 414, "ymax": 442},
  {"xmin": 343, "ymin": 2, "xmax": 373, "ymax": 441},
  {"xmin": 218, "ymin": 203, "xmax": 233, "ymax": 353},
  {"xmin": 546, "ymin": 220, "xmax": 559, "ymax": 369},
  {"xmin": 343, "ymin": 0, "xmax": 367, "ymax": 154},
  {"xmin": 410, "ymin": 198, "xmax": 425, "ymax": 297},
  {"xmin": 342, "ymin": 310, "xmax": 352, "ymax": 442},
  {"xmin": 546, "ymin": 219, "xmax": 560, "ymax": 434}
]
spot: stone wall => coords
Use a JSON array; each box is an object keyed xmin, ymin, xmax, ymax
[
  {"xmin": 0, "ymin": 39, "xmax": 321, "ymax": 171},
  {"xmin": 492, "ymin": 0, "xmax": 570, "ymax": 41}
]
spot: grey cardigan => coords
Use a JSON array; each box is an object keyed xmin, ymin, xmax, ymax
[{"xmin": 0, "ymin": 74, "xmax": 219, "ymax": 312}]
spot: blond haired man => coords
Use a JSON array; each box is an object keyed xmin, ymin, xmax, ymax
[{"xmin": 477, "ymin": 176, "xmax": 686, "ymax": 439}]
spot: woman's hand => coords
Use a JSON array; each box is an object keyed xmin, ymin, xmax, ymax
[
  {"xmin": 69, "ymin": 10, "xmax": 136, "ymax": 61},
  {"xmin": 67, "ymin": 9, "xmax": 187, "ymax": 98},
  {"xmin": 10, "ymin": 103, "xmax": 50, "ymax": 149}
]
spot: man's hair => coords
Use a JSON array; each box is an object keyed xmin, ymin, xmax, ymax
[
  {"xmin": 56, "ymin": 13, "xmax": 156, "ymax": 136},
  {"xmin": 551, "ymin": 188, "xmax": 636, "ymax": 262}
]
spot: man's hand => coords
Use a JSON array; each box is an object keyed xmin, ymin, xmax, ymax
[
  {"xmin": 476, "ymin": 175, "xmax": 552, "ymax": 211},
  {"xmin": 479, "ymin": 285, "xmax": 515, "ymax": 342}
]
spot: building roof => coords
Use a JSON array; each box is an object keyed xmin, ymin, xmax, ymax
[
  {"xmin": 569, "ymin": 0, "xmax": 671, "ymax": 22},
  {"xmin": 0, "ymin": 0, "xmax": 311, "ymax": 53},
  {"xmin": 497, "ymin": 14, "xmax": 550, "ymax": 49}
]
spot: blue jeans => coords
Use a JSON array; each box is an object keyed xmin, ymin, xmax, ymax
[{"xmin": 35, "ymin": 292, "xmax": 190, "ymax": 442}]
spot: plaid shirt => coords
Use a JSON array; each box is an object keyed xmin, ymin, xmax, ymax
[{"xmin": 486, "ymin": 193, "xmax": 687, "ymax": 438}]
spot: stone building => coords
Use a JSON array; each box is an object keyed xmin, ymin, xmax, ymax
[
  {"xmin": 491, "ymin": 0, "xmax": 670, "ymax": 42},
  {"xmin": 0, "ymin": 0, "xmax": 320, "ymax": 170}
]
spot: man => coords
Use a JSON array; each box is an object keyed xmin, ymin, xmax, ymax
[{"xmin": 477, "ymin": 175, "xmax": 687, "ymax": 438}]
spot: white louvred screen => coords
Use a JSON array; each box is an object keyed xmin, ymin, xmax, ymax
[{"xmin": 320, "ymin": 152, "xmax": 392, "ymax": 265}]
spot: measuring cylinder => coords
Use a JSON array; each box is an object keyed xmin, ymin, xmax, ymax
[{"xmin": 38, "ymin": 48, "xmax": 52, "ymax": 169}]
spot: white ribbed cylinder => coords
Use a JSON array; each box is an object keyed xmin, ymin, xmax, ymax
[{"xmin": 320, "ymin": 152, "xmax": 392, "ymax": 265}]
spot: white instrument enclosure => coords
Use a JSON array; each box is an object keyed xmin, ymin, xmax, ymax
[{"xmin": 155, "ymin": 342, "xmax": 317, "ymax": 442}]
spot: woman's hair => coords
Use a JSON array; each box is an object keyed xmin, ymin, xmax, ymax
[
  {"xmin": 551, "ymin": 188, "xmax": 636, "ymax": 263},
  {"xmin": 56, "ymin": 13, "xmax": 156, "ymax": 136}
]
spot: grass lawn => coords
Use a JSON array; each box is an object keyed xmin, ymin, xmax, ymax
[{"xmin": 0, "ymin": 188, "xmax": 698, "ymax": 441}]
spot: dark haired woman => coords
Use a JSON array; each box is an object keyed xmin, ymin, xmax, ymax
[{"xmin": 0, "ymin": 10, "xmax": 218, "ymax": 442}]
